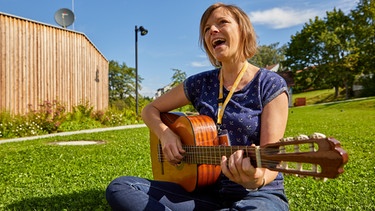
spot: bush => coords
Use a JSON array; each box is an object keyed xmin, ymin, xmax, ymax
[
  {"xmin": 27, "ymin": 100, "xmax": 67, "ymax": 133},
  {"xmin": 72, "ymin": 100, "xmax": 95, "ymax": 120},
  {"xmin": 59, "ymin": 101, "xmax": 108, "ymax": 131},
  {"xmin": 0, "ymin": 99, "xmax": 143, "ymax": 139},
  {"xmin": 360, "ymin": 74, "xmax": 375, "ymax": 97},
  {"xmin": 0, "ymin": 111, "xmax": 46, "ymax": 138},
  {"xmin": 92, "ymin": 104, "xmax": 142, "ymax": 127}
]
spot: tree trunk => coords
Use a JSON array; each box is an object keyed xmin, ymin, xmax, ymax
[
  {"xmin": 345, "ymin": 81, "xmax": 349, "ymax": 100},
  {"xmin": 334, "ymin": 86, "xmax": 339, "ymax": 99}
]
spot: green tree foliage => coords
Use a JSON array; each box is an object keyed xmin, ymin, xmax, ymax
[
  {"xmin": 360, "ymin": 75, "xmax": 375, "ymax": 97},
  {"xmin": 249, "ymin": 43, "xmax": 286, "ymax": 69},
  {"xmin": 283, "ymin": 1, "xmax": 374, "ymax": 98},
  {"xmin": 351, "ymin": 0, "xmax": 375, "ymax": 75},
  {"xmin": 168, "ymin": 68, "xmax": 195, "ymax": 112},
  {"xmin": 322, "ymin": 8, "xmax": 360, "ymax": 98},
  {"xmin": 283, "ymin": 17, "xmax": 328, "ymax": 92},
  {"xmin": 108, "ymin": 60, "xmax": 143, "ymax": 105},
  {"xmin": 171, "ymin": 68, "xmax": 187, "ymax": 87}
]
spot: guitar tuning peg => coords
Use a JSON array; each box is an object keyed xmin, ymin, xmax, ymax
[
  {"xmin": 294, "ymin": 134, "xmax": 309, "ymax": 141},
  {"xmin": 310, "ymin": 133, "xmax": 326, "ymax": 139},
  {"xmin": 281, "ymin": 137, "xmax": 294, "ymax": 142}
]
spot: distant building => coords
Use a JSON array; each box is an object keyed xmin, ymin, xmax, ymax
[
  {"xmin": 265, "ymin": 64, "xmax": 280, "ymax": 72},
  {"xmin": 0, "ymin": 12, "xmax": 108, "ymax": 114},
  {"xmin": 154, "ymin": 82, "xmax": 174, "ymax": 99}
]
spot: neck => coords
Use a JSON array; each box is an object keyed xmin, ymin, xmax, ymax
[{"xmin": 221, "ymin": 60, "xmax": 248, "ymax": 85}]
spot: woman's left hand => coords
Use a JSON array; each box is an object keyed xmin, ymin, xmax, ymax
[{"xmin": 221, "ymin": 149, "xmax": 265, "ymax": 189}]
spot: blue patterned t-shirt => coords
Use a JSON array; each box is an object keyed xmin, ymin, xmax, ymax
[
  {"xmin": 183, "ymin": 68, "xmax": 288, "ymax": 192},
  {"xmin": 184, "ymin": 68, "xmax": 288, "ymax": 146}
]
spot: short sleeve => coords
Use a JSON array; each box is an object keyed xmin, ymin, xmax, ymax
[{"xmin": 259, "ymin": 70, "xmax": 289, "ymax": 107}]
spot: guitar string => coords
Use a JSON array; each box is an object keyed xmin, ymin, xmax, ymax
[
  {"xmin": 156, "ymin": 154, "xmax": 322, "ymax": 175},
  {"xmin": 156, "ymin": 144, "xmax": 322, "ymax": 173},
  {"xmin": 157, "ymin": 148, "xmax": 323, "ymax": 173},
  {"xmin": 157, "ymin": 151, "xmax": 281, "ymax": 165},
  {"xmin": 157, "ymin": 155, "xmax": 282, "ymax": 169},
  {"xmin": 156, "ymin": 146, "xmax": 282, "ymax": 158}
]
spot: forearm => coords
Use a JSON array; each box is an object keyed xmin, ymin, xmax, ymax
[
  {"xmin": 252, "ymin": 92, "xmax": 288, "ymax": 188},
  {"xmin": 141, "ymin": 83, "xmax": 189, "ymax": 139},
  {"xmin": 141, "ymin": 104, "xmax": 169, "ymax": 139}
]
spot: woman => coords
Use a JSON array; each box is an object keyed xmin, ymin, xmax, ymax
[{"xmin": 106, "ymin": 3, "xmax": 289, "ymax": 210}]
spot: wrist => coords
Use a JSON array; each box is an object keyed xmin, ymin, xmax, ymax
[{"xmin": 246, "ymin": 177, "xmax": 266, "ymax": 192}]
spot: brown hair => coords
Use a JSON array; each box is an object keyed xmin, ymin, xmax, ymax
[{"xmin": 199, "ymin": 3, "xmax": 257, "ymax": 67}]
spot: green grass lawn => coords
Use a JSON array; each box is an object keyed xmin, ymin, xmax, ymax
[
  {"xmin": 292, "ymin": 88, "xmax": 347, "ymax": 105},
  {"xmin": 1, "ymin": 97, "xmax": 374, "ymax": 210},
  {"xmin": 284, "ymin": 97, "xmax": 375, "ymax": 210}
]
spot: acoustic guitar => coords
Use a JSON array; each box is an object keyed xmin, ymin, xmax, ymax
[{"xmin": 150, "ymin": 112, "xmax": 348, "ymax": 192}]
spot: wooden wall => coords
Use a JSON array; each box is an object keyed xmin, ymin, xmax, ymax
[{"xmin": 0, "ymin": 12, "xmax": 108, "ymax": 114}]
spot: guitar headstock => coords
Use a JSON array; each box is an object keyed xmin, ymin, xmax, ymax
[{"xmin": 261, "ymin": 133, "xmax": 349, "ymax": 179}]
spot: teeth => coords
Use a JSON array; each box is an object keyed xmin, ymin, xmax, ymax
[
  {"xmin": 212, "ymin": 38, "xmax": 225, "ymax": 45},
  {"xmin": 212, "ymin": 38, "xmax": 225, "ymax": 47}
]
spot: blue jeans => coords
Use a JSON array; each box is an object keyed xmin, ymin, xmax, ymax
[{"xmin": 106, "ymin": 176, "xmax": 289, "ymax": 211}]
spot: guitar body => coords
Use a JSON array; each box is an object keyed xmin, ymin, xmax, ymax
[{"xmin": 150, "ymin": 113, "xmax": 224, "ymax": 192}]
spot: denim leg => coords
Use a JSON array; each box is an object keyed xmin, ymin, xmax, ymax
[
  {"xmin": 106, "ymin": 176, "xmax": 221, "ymax": 211},
  {"xmin": 220, "ymin": 190, "xmax": 289, "ymax": 211}
]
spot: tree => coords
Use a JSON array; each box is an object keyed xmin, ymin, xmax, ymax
[
  {"xmin": 167, "ymin": 68, "xmax": 195, "ymax": 112},
  {"xmin": 249, "ymin": 43, "xmax": 286, "ymax": 69},
  {"xmin": 284, "ymin": 1, "xmax": 374, "ymax": 98},
  {"xmin": 171, "ymin": 68, "xmax": 187, "ymax": 87},
  {"xmin": 322, "ymin": 8, "xmax": 360, "ymax": 98},
  {"xmin": 351, "ymin": 0, "xmax": 375, "ymax": 97},
  {"xmin": 284, "ymin": 8, "xmax": 362, "ymax": 98},
  {"xmin": 304, "ymin": 8, "xmax": 360, "ymax": 98},
  {"xmin": 351, "ymin": 0, "xmax": 375, "ymax": 75},
  {"xmin": 108, "ymin": 60, "xmax": 143, "ymax": 104},
  {"xmin": 283, "ymin": 17, "xmax": 329, "ymax": 93}
]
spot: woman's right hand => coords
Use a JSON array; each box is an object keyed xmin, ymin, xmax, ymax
[
  {"xmin": 141, "ymin": 83, "xmax": 190, "ymax": 165},
  {"xmin": 159, "ymin": 128, "xmax": 186, "ymax": 165}
]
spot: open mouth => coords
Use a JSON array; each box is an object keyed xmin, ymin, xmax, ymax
[{"xmin": 212, "ymin": 38, "xmax": 226, "ymax": 49}]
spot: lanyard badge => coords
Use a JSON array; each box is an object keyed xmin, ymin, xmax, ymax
[{"xmin": 216, "ymin": 61, "xmax": 249, "ymax": 142}]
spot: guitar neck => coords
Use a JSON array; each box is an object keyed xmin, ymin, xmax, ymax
[{"xmin": 182, "ymin": 145, "xmax": 252, "ymax": 165}]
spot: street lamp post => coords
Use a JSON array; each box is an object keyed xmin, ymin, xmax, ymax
[{"xmin": 135, "ymin": 25, "xmax": 148, "ymax": 116}]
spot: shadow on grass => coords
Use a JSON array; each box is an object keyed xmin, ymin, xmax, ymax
[{"xmin": 6, "ymin": 189, "xmax": 110, "ymax": 210}]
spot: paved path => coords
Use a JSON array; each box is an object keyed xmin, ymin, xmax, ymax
[{"xmin": 0, "ymin": 124, "xmax": 146, "ymax": 145}]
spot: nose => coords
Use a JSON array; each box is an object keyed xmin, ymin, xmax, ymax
[{"xmin": 207, "ymin": 24, "xmax": 219, "ymax": 35}]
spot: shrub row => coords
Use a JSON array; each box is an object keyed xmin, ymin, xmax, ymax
[{"xmin": 0, "ymin": 100, "xmax": 141, "ymax": 139}]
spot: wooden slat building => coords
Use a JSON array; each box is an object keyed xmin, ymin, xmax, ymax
[{"xmin": 0, "ymin": 12, "xmax": 108, "ymax": 115}]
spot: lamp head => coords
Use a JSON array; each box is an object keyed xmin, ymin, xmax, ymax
[{"xmin": 139, "ymin": 26, "xmax": 148, "ymax": 36}]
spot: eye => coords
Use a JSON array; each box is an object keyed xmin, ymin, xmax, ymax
[
  {"xmin": 204, "ymin": 26, "xmax": 210, "ymax": 33},
  {"xmin": 219, "ymin": 19, "xmax": 229, "ymax": 25}
]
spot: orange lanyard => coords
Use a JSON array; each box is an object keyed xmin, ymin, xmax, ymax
[{"xmin": 217, "ymin": 62, "xmax": 249, "ymax": 126}]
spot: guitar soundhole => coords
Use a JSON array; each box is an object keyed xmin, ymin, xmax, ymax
[{"xmin": 175, "ymin": 162, "xmax": 184, "ymax": 170}]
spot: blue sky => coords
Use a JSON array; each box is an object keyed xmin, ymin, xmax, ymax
[{"xmin": 0, "ymin": 0, "xmax": 358, "ymax": 97}]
